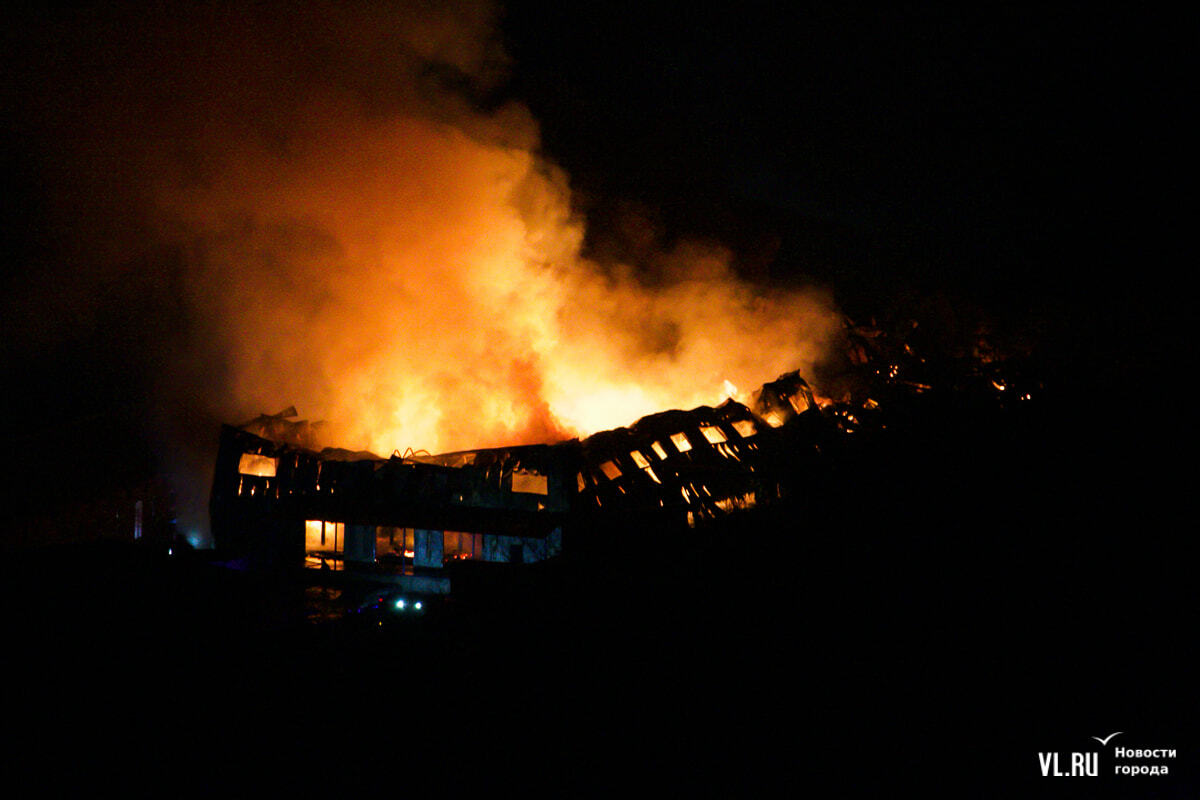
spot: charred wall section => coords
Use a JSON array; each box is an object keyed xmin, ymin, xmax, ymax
[
  {"xmin": 210, "ymin": 426, "xmax": 571, "ymax": 569},
  {"xmin": 210, "ymin": 373, "xmax": 829, "ymax": 569}
]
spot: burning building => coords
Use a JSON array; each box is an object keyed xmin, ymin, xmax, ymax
[
  {"xmin": 208, "ymin": 305, "xmax": 1036, "ymax": 595},
  {"xmin": 209, "ymin": 371, "xmax": 825, "ymax": 591}
]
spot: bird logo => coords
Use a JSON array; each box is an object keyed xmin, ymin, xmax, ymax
[{"xmin": 1092, "ymin": 732, "xmax": 1122, "ymax": 746}]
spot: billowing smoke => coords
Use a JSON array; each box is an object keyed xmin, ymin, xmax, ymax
[
  {"xmin": 3, "ymin": 1, "xmax": 840, "ymax": 543},
  {"xmin": 161, "ymin": 112, "xmax": 838, "ymax": 454}
]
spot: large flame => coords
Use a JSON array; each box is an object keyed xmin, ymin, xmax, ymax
[
  {"xmin": 8, "ymin": 1, "xmax": 839, "ymax": 458},
  {"xmin": 161, "ymin": 109, "xmax": 838, "ymax": 454},
  {"xmin": 1, "ymin": 1, "xmax": 846, "ymax": 544}
]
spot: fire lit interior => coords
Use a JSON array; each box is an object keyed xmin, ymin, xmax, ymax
[{"xmin": 210, "ymin": 370, "xmax": 841, "ymax": 571}]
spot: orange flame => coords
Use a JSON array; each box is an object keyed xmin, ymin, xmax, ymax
[
  {"xmin": 159, "ymin": 110, "xmax": 840, "ymax": 454},
  {"xmin": 89, "ymin": 4, "xmax": 846, "ymax": 457}
]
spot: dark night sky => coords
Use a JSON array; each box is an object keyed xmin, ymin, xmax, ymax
[
  {"xmin": 0, "ymin": 2, "xmax": 1191, "ymax": 526},
  {"xmin": 494, "ymin": 3, "xmax": 1193, "ymax": 433},
  {"xmin": 4, "ymin": 5, "xmax": 1184, "ymax": 291},
  {"xmin": 501, "ymin": 4, "xmax": 1185, "ymax": 304}
]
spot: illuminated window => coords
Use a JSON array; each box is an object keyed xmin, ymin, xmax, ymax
[
  {"xmin": 599, "ymin": 461, "xmax": 622, "ymax": 480},
  {"xmin": 629, "ymin": 450, "xmax": 661, "ymax": 483},
  {"xmin": 512, "ymin": 469, "xmax": 549, "ymax": 495},
  {"xmin": 650, "ymin": 441, "xmax": 669, "ymax": 460},
  {"xmin": 443, "ymin": 530, "xmax": 482, "ymax": 561},
  {"xmin": 787, "ymin": 392, "xmax": 810, "ymax": 414},
  {"xmin": 376, "ymin": 526, "xmax": 415, "ymax": 560},
  {"xmin": 577, "ymin": 472, "xmax": 588, "ymax": 492},
  {"xmin": 670, "ymin": 432, "xmax": 692, "ymax": 453},
  {"xmin": 732, "ymin": 419, "xmax": 757, "ymax": 438},
  {"xmin": 699, "ymin": 425, "xmax": 726, "ymax": 444},
  {"xmin": 305, "ymin": 520, "xmax": 344, "ymax": 553},
  {"xmin": 238, "ymin": 452, "xmax": 277, "ymax": 477}
]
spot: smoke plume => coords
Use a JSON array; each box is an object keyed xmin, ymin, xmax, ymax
[{"xmin": 3, "ymin": 1, "xmax": 840, "ymax": 542}]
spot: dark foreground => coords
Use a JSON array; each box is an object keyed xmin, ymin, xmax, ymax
[{"xmin": 4, "ymin": 396, "xmax": 1194, "ymax": 796}]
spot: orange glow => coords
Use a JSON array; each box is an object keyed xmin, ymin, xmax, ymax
[
  {"xmin": 149, "ymin": 42, "xmax": 839, "ymax": 456},
  {"xmin": 732, "ymin": 419, "xmax": 757, "ymax": 438},
  {"xmin": 787, "ymin": 391, "xmax": 810, "ymax": 414},
  {"xmin": 670, "ymin": 433, "xmax": 693, "ymax": 453},
  {"xmin": 511, "ymin": 470, "xmax": 549, "ymax": 495},
  {"xmin": 305, "ymin": 519, "xmax": 344, "ymax": 552},
  {"xmin": 714, "ymin": 492, "xmax": 757, "ymax": 512},
  {"xmin": 237, "ymin": 453, "xmax": 277, "ymax": 477}
]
